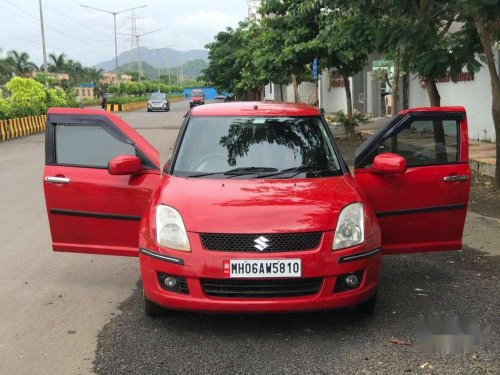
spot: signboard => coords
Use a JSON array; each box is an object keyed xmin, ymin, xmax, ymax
[
  {"xmin": 312, "ymin": 58, "xmax": 318, "ymax": 80},
  {"xmin": 372, "ymin": 59, "xmax": 393, "ymax": 71}
]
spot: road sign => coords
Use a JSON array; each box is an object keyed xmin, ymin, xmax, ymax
[{"xmin": 313, "ymin": 58, "xmax": 318, "ymax": 80}]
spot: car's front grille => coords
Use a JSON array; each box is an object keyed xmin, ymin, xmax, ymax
[
  {"xmin": 201, "ymin": 278, "xmax": 323, "ymax": 298},
  {"xmin": 200, "ymin": 232, "xmax": 323, "ymax": 253}
]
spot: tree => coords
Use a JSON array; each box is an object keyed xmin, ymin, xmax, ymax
[
  {"xmin": 260, "ymin": 0, "xmax": 320, "ymax": 102},
  {"xmin": 48, "ymin": 53, "xmax": 67, "ymax": 72},
  {"xmin": 6, "ymin": 50, "xmax": 37, "ymax": 76},
  {"xmin": 315, "ymin": 4, "xmax": 377, "ymax": 138},
  {"xmin": 457, "ymin": 0, "xmax": 500, "ymax": 186},
  {"xmin": 393, "ymin": 1, "xmax": 481, "ymax": 107},
  {"xmin": 0, "ymin": 49, "xmax": 14, "ymax": 83},
  {"xmin": 202, "ymin": 26, "xmax": 251, "ymax": 97}
]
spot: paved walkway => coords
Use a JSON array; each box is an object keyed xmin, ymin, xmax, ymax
[{"xmin": 352, "ymin": 116, "xmax": 497, "ymax": 178}]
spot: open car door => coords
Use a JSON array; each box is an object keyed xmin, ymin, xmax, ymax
[
  {"xmin": 43, "ymin": 108, "xmax": 160, "ymax": 257},
  {"xmin": 354, "ymin": 107, "xmax": 470, "ymax": 255}
]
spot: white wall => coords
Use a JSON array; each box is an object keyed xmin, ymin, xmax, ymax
[
  {"xmin": 319, "ymin": 70, "xmax": 350, "ymax": 113},
  {"xmin": 299, "ymin": 82, "xmax": 317, "ymax": 104},
  {"xmin": 408, "ymin": 63, "xmax": 496, "ymax": 141}
]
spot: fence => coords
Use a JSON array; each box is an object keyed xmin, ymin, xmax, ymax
[{"xmin": 0, "ymin": 115, "xmax": 47, "ymax": 142}]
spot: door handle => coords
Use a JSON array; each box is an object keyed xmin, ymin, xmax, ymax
[
  {"xmin": 443, "ymin": 175, "xmax": 468, "ymax": 182},
  {"xmin": 45, "ymin": 176, "xmax": 70, "ymax": 184}
]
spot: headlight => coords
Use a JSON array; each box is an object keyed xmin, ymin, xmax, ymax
[
  {"xmin": 155, "ymin": 205, "xmax": 191, "ymax": 251},
  {"xmin": 333, "ymin": 203, "xmax": 364, "ymax": 250}
]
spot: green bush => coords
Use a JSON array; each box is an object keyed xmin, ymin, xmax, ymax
[
  {"xmin": 107, "ymin": 96, "xmax": 148, "ymax": 105},
  {"xmin": 333, "ymin": 110, "xmax": 369, "ymax": 134},
  {"xmin": 0, "ymin": 77, "xmax": 81, "ymax": 119},
  {"xmin": 5, "ymin": 77, "xmax": 48, "ymax": 118},
  {"xmin": 107, "ymin": 81, "xmax": 182, "ymax": 96}
]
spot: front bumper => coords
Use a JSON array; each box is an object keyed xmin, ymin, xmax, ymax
[
  {"xmin": 148, "ymin": 102, "xmax": 168, "ymax": 110},
  {"xmin": 140, "ymin": 232, "xmax": 381, "ymax": 313}
]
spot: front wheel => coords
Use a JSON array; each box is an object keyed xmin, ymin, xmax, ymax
[
  {"xmin": 143, "ymin": 291, "xmax": 165, "ymax": 317},
  {"xmin": 355, "ymin": 292, "xmax": 377, "ymax": 315}
]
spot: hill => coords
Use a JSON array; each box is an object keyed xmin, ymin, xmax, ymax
[
  {"xmin": 114, "ymin": 59, "xmax": 208, "ymax": 81},
  {"xmin": 94, "ymin": 47, "xmax": 208, "ymax": 71}
]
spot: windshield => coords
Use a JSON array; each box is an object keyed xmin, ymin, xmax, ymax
[
  {"xmin": 190, "ymin": 91, "xmax": 203, "ymax": 97},
  {"xmin": 172, "ymin": 116, "xmax": 342, "ymax": 178},
  {"xmin": 150, "ymin": 93, "xmax": 166, "ymax": 100}
]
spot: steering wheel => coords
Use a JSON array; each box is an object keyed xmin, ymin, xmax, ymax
[{"xmin": 195, "ymin": 153, "xmax": 227, "ymax": 172}]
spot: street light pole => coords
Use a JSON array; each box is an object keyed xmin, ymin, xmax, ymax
[
  {"xmin": 39, "ymin": 0, "xmax": 48, "ymax": 74},
  {"xmin": 113, "ymin": 13, "xmax": 118, "ymax": 74},
  {"xmin": 81, "ymin": 4, "xmax": 147, "ymax": 81}
]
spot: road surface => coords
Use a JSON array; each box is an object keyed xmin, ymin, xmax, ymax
[{"xmin": 0, "ymin": 99, "xmax": 498, "ymax": 374}]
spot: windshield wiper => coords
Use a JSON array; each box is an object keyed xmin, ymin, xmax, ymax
[
  {"xmin": 223, "ymin": 167, "xmax": 278, "ymax": 175},
  {"xmin": 255, "ymin": 165, "xmax": 337, "ymax": 178},
  {"xmin": 186, "ymin": 167, "xmax": 278, "ymax": 178}
]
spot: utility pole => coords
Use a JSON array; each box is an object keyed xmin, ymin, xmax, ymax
[
  {"xmin": 134, "ymin": 29, "xmax": 160, "ymax": 81},
  {"xmin": 39, "ymin": 0, "xmax": 48, "ymax": 74},
  {"xmin": 81, "ymin": 4, "xmax": 147, "ymax": 81}
]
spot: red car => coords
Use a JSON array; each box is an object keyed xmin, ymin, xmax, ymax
[
  {"xmin": 43, "ymin": 103, "xmax": 470, "ymax": 317},
  {"xmin": 189, "ymin": 90, "xmax": 205, "ymax": 108}
]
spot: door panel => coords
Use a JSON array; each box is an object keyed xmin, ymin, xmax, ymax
[
  {"xmin": 354, "ymin": 107, "xmax": 470, "ymax": 254},
  {"xmin": 43, "ymin": 108, "xmax": 160, "ymax": 257}
]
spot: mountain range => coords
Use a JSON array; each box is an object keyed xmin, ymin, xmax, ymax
[
  {"xmin": 94, "ymin": 47, "xmax": 208, "ymax": 71},
  {"xmin": 115, "ymin": 59, "xmax": 208, "ymax": 81}
]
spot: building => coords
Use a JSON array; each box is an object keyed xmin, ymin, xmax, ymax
[
  {"xmin": 263, "ymin": 54, "xmax": 499, "ymax": 142},
  {"xmin": 99, "ymin": 72, "xmax": 132, "ymax": 85},
  {"xmin": 248, "ymin": 0, "xmax": 262, "ymax": 20},
  {"xmin": 76, "ymin": 83, "xmax": 95, "ymax": 100}
]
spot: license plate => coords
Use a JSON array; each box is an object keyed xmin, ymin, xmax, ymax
[{"xmin": 223, "ymin": 259, "xmax": 301, "ymax": 278}]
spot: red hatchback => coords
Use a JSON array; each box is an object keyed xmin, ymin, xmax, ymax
[{"xmin": 43, "ymin": 102, "xmax": 470, "ymax": 316}]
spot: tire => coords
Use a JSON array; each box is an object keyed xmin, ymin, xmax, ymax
[
  {"xmin": 147, "ymin": 109, "xmax": 152, "ymax": 112},
  {"xmin": 165, "ymin": 106, "xmax": 170, "ymax": 112},
  {"xmin": 143, "ymin": 292, "xmax": 165, "ymax": 317},
  {"xmin": 355, "ymin": 292, "xmax": 377, "ymax": 315}
]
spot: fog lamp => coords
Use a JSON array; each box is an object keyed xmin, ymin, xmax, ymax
[
  {"xmin": 163, "ymin": 276, "xmax": 178, "ymax": 291},
  {"xmin": 344, "ymin": 274, "xmax": 359, "ymax": 287}
]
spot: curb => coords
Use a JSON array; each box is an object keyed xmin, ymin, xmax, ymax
[{"xmin": 0, "ymin": 115, "xmax": 47, "ymax": 142}]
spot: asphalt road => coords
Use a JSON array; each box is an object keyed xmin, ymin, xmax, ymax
[
  {"xmin": 0, "ymin": 99, "xmax": 187, "ymax": 375},
  {"xmin": 0, "ymin": 99, "xmax": 498, "ymax": 374}
]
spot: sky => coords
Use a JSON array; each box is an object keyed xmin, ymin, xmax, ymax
[{"xmin": 0, "ymin": 0, "xmax": 249, "ymax": 67}]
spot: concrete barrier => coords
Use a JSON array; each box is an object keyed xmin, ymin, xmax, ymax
[
  {"xmin": 0, "ymin": 114, "xmax": 47, "ymax": 142},
  {"xmin": 107, "ymin": 97, "xmax": 185, "ymax": 113}
]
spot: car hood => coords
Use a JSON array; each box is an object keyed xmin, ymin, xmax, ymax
[
  {"xmin": 159, "ymin": 175, "xmax": 361, "ymax": 233},
  {"xmin": 190, "ymin": 96, "xmax": 203, "ymax": 100}
]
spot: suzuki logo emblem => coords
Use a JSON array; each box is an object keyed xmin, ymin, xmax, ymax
[{"xmin": 254, "ymin": 236, "xmax": 269, "ymax": 251}]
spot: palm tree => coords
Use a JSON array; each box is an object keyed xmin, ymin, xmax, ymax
[
  {"xmin": 7, "ymin": 50, "xmax": 38, "ymax": 76},
  {"xmin": 48, "ymin": 53, "xmax": 67, "ymax": 73},
  {"xmin": 87, "ymin": 67, "xmax": 103, "ymax": 84}
]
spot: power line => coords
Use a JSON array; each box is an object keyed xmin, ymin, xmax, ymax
[
  {"xmin": 3, "ymin": 0, "xmax": 110, "ymax": 53},
  {"xmin": 0, "ymin": 28, "xmax": 63, "ymax": 52},
  {"xmin": 43, "ymin": 0, "xmax": 111, "ymax": 37}
]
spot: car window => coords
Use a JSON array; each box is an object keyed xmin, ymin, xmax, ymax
[
  {"xmin": 172, "ymin": 116, "xmax": 342, "ymax": 178},
  {"xmin": 150, "ymin": 93, "xmax": 166, "ymax": 100},
  {"xmin": 376, "ymin": 119, "xmax": 459, "ymax": 167},
  {"xmin": 55, "ymin": 125, "xmax": 136, "ymax": 168}
]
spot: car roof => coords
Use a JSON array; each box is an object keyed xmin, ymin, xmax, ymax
[{"xmin": 190, "ymin": 101, "xmax": 321, "ymax": 117}]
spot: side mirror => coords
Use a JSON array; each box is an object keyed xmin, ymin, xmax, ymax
[
  {"xmin": 108, "ymin": 155, "xmax": 143, "ymax": 175},
  {"xmin": 372, "ymin": 153, "xmax": 407, "ymax": 175}
]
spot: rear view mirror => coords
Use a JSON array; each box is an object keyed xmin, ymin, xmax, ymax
[
  {"xmin": 371, "ymin": 153, "xmax": 407, "ymax": 175},
  {"xmin": 108, "ymin": 155, "xmax": 143, "ymax": 175}
]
